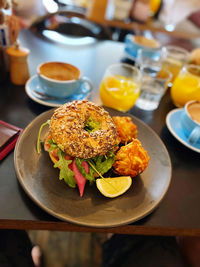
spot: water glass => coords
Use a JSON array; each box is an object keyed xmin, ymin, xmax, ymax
[
  {"xmin": 135, "ymin": 68, "xmax": 172, "ymax": 111},
  {"xmin": 136, "ymin": 48, "xmax": 162, "ymax": 77},
  {"xmin": 135, "ymin": 48, "xmax": 171, "ymax": 111}
]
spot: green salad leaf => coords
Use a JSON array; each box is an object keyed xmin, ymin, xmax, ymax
[
  {"xmin": 84, "ymin": 117, "xmax": 101, "ymax": 132},
  {"xmin": 89, "ymin": 150, "xmax": 115, "ymax": 175},
  {"xmin": 54, "ymin": 149, "xmax": 76, "ymax": 188},
  {"xmin": 75, "ymin": 158, "xmax": 95, "ymax": 185},
  {"xmin": 37, "ymin": 120, "xmax": 50, "ymax": 154},
  {"xmin": 48, "ymin": 138, "xmax": 58, "ymax": 152},
  {"xmin": 75, "ymin": 150, "xmax": 116, "ymax": 182}
]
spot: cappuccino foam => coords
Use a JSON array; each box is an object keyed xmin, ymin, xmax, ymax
[
  {"xmin": 187, "ymin": 102, "xmax": 200, "ymax": 124},
  {"xmin": 39, "ymin": 62, "xmax": 80, "ymax": 81}
]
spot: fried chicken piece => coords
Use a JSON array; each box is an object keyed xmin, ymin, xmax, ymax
[
  {"xmin": 112, "ymin": 116, "xmax": 137, "ymax": 144},
  {"xmin": 113, "ymin": 138, "xmax": 149, "ymax": 177}
]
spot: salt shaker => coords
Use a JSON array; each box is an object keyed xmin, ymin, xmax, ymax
[{"xmin": 6, "ymin": 43, "xmax": 30, "ymax": 85}]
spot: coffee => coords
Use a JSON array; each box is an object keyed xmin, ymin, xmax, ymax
[
  {"xmin": 39, "ymin": 62, "xmax": 80, "ymax": 81},
  {"xmin": 187, "ymin": 102, "xmax": 200, "ymax": 124},
  {"xmin": 134, "ymin": 36, "xmax": 160, "ymax": 48}
]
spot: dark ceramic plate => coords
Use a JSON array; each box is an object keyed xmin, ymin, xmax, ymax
[{"xmin": 14, "ymin": 108, "xmax": 171, "ymax": 227}]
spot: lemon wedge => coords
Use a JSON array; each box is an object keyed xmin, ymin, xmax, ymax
[{"xmin": 96, "ymin": 176, "xmax": 132, "ymax": 198}]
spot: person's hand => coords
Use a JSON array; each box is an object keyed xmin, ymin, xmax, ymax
[{"xmin": 5, "ymin": 14, "xmax": 20, "ymax": 44}]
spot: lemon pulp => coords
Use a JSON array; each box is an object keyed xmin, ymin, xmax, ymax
[{"xmin": 96, "ymin": 176, "xmax": 132, "ymax": 198}]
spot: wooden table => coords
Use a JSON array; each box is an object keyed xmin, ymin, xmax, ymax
[{"xmin": 0, "ymin": 29, "xmax": 200, "ymax": 236}]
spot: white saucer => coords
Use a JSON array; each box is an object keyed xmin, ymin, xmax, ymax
[
  {"xmin": 25, "ymin": 75, "xmax": 93, "ymax": 107},
  {"xmin": 166, "ymin": 108, "xmax": 200, "ymax": 153}
]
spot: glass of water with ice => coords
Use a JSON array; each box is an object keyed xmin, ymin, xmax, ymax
[{"xmin": 135, "ymin": 48, "xmax": 172, "ymax": 111}]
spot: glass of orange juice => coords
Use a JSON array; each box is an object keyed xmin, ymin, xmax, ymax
[
  {"xmin": 99, "ymin": 63, "xmax": 141, "ymax": 112},
  {"xmin": 171, "ymin": 64, "xmax": 200, "ymax": 107},
  {"xmin": 162, "ymin": 46, "xmax": 189, "ymax": 83}
]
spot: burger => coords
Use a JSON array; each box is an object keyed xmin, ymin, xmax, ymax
[{"xmin": 37, "ymin": 100, "xmax": 117, "ymax": 197}]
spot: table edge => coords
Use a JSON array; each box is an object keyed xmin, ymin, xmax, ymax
[{"xmin": 1, "ymin": 219, "xmax": 200, "ymax": 237}]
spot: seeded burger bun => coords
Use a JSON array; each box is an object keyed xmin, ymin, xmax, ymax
[
  {"xmin": 189, "ymin": 48, "xmax": 200, "ymax": 65},
  {"xmin": 49, "ymin": 100, "xmax": 117, "ymax": 159}
]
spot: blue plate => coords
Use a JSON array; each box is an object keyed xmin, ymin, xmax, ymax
[
  {"xmin": 25, "ymin": 75, "xmax": 93, "ymax": 107},
  {"xmin": 166, "ymin": 108, "xmax": 200, "ymax": 153}
]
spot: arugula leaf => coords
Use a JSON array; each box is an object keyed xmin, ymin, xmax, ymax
[
  {"xmin": 75, "ymin": 158, "xmax": 95, "ymax": 185},
  {"xmin": 73, "ymin": 150, "xmax": 116, "ymax": 184},
  {"xmin": 90, "ymin": 150, "xmax": 115, "ymax": 175},
  {"xmin": 48, "ymin": 138, "xmax": 58, "ymax": 152},
  {"xmin": 96, "ymin": 156, "xmax": 115, "ymax": 174},
  {"xmin": 54, "ymin": 149, "xmax": 76, "ymax": 188},
  {"xmin": 84, "ymin": 117, "xmax": 101, "ymax": 133},
  {"xmin": 37, "ymin": 120, "xmax": 50, "ymax": 154}
]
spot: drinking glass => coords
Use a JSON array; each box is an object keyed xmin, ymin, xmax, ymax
[
  {"xmin": 162, "ymin": 45, "xmax": 189, "ymax": 83},
  {"xmin": 99, "ymin": 63, "xmax": 141, "ymax": 112},
  {"xmin": 135, "ymin": 48, "xmax": 171, "ymax": 111},
  {"xmin": 170, "ymin": 64, "xmax": 200, "ymax": 107},
  {"xmin": 135, "ymin": 68, "xmax": 172, "ymax": 111},
  {"xmin": 136, "ymin": 48, "xmax": 162, "ymax": 77}
]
